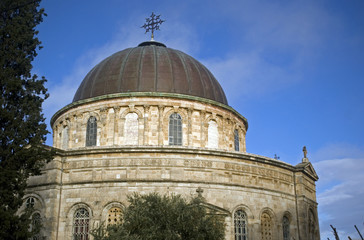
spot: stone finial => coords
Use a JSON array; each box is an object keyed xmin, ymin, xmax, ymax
[
  {"xmin": 302, "ymin": 146, "xmax": 309, "ymax": 163},
  {"xmin": 196, "ymin": 187, "xmax": 204, "ymax": 198}
]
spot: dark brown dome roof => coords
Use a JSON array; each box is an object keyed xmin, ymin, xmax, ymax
[{"xmin": 73, "ymin": 41, "xmax": 228, "ymax": 105}]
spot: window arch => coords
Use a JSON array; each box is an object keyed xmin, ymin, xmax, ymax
[
  {"xmin": 107, "ymin": 207, "xmax": 122, "ymax": 225},
  {"xmin": 207, "ymin": 120, "xmax": 218, "ymax": 148},
  {"xmin": 234, "ymin": 129, "xmax": 239, "ymax": 151},
  {"xmin": 261, "ymin": 212, "xmax": 273, "ymax": 240},
  {"xmin": 234, "ymin": 209, "xmax": 247, "ymax": 240},
  {"xmin": 86, "ymin": 116, "xmax": 97, "ymax": 147},
  {"xmin": 169, "ymin": 113, "xmax": 182, "ymax": 146},
  {"xmin": 124, "ymin": 113, "xmax": 138, "ymax": 145},
  {"xmin": 73, "ymin": 208, "xmax": 90, "ymax": 240},
  {"xmin": 282, "ymin": 216, "xmax": 290, "ymax": 240}
]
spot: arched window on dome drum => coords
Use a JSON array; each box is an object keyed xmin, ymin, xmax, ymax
[
  {"xmin": 261, "ymin": 212, "xmax": 273, "ymax": 240},
  {"xmin": 169, "ymin": 113, "xmax": 182, "ymax": 146},
  {"xmin": 62, "ymin": 126, "xmax": 69, "ymax": 149},
  {"xmin": 282, "ymin": 216, "xmax": 290, "ymax": 240},
  {"xmin": 30, "ymin": 212, "xmax": 42, "ymax": 240},
  {"xmin": 124, "ymin": 113, "xmax": 138, "ymax": 145},
  {"xmin": 107, "ymin": 207, "xmax": 122, "ymax": 225},
  {"xmin": 234, "ymin": 129, "xmax": 240, "ymax": 151},
  {"xmin": 73, "ymin": 208, "xmax": 90, "ymax": 240},
  {"xmin": 86, "ymin": 117, "xmax": 97, "ymax": 147},
  {"xmin": 234, "ymin": 209, "xmax": 247, "ymax": 240},
  {"xmin": 207, "ymin": 120, "xmax": 218, "ymax": 148}
]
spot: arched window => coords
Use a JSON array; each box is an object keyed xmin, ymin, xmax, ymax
[
  {"xmin": 30, "ymin": 212, "xmax": 42, "ymax": 240},
  {"xmin": 86, "ymin": 117, "xmax": 97, "ymax": 147},
  {"xmin": 169, "ymin": 113, "xmax": 182, "ymax": 146},
  {"xmin": 261, "ymin": 212, "xmax": 273, "ymax": 240},
  {"xmin": 107, "ymin": 207, "xmax": 122, "ymax": 225},
  {"xmin": 73, "ymin": 208, "xmax": 90, "ymax": 240},
  {"xmin": 308, "ymin": 210, "xmax": 316, "ymax": 240},
  {"xmin": 26, "ymin": 197, "xmax": 35, "ymax": 208},
  {"xmin": 234, "ymin": 209, "xmax": 247, "ymax": 240},
  {"xmin": 62, "ymin": 126, "xmax": 69, "ymax": 149},
  {"xmin": 207, "ymin": 120, "xmax": 218, "ymax": 148},
  {"xmin": 234, "ymin": 129, "xmax": 239, "ymax": 151},
  {"xmin": 124, "ymin": 113, "xmax": 138, "ymax": 145},
  {"xmin": 282, "ymin": 216, "xmax": 290, "ymax": 240}
]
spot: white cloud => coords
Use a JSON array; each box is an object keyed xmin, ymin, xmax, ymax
[
  {"xmin": 314, "ymin": 146, "xmax": 364, "ymax": 240},
  {"xmin": 202, "ymin": 52, "xmax": 297, "ymax": 104}
]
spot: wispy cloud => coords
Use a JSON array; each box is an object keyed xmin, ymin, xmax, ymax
[{"xmin": 314, "ymin": 144, "xmax": 364, "ymax": 239}]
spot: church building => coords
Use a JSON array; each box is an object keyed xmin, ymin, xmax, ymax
[{"xmin": 24, "ymin": 37, "xmax": 320, "ymax": 239}]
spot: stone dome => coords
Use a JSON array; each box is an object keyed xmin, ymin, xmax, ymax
[{"xmin": 73, "ymin": 41, "xmax": 228, "ymax": 105}]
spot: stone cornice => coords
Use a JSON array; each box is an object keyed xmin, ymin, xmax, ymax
[
  {"xmin": 53, "ymin": 145, "xmax": 296, "ymax": 170},
  {"xmin": 50, "ymin": 92, "xmax": 248, "ymax": 129}
]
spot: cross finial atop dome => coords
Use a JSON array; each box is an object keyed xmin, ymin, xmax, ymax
[{"xmin": 141, "ymin": 12, "xmax": 165, "ymax": 41}]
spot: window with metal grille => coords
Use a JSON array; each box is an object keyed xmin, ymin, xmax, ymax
[
  {"xmin": 107, "ymin": 207, "xmax": 122, "ymax": 225},
  {"xmin": 169, "ymin": 113, "xmax": 182, "ymax": 146},
  {"xmin": 207, "ymin": 120, "xmax": 218, "ymax": 148},
  {"xmin": 283, "ymin": 216, "xmax": 290, "ymax": 240},
  {"xmin": 30, "ymin": 213, "xmax": 42, "ymax": 240},
  {"xmin": 261, "ymin": 212, "xmax": 273, "ymax": 240},
  {"xmin": 234, "ymin": 209, "xmax": 247, "ymax": 240},
  {"xmin": 73, "ymin": 208, "xmax": 90, "ymax": 240},
  {"xmin": 124, "ymin": 113, "xmax": 138, "ymax": 145},
  {"xmin": 234, "ymin": 129, "xmax": 240, "ymax": 151},
  {"xmin": 26, "ymin": 197, "xmax": 35, "ymax": 208},
  {"xmin": 86, "ymin": 117, "xmax": 97, "ymax": 146}
]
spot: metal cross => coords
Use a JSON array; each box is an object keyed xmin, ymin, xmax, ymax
[
  {"xmin": 141, "ymin": 12, "xmax": 165, "ymax": 40},
  {"xmin": 303, "ymin": 146, "xmax": 307, "ymax": 159}
]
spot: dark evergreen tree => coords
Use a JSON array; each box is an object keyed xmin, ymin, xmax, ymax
[
  {"xmin": 0, "ymin": 0, "xmax": 53, "ymax": 239},
  {"xmin": 91, "ymin": 192, "xmax": 226, "ymax": 240}
]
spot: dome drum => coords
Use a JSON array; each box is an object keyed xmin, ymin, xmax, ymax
[{"xmin": 52, "ymin": 96, "xmax": 247, "ymax": 152}]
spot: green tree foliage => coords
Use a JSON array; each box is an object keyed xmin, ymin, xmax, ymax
[
  {"xmin": 91, "ymin": 192, "xmax": 226, "ymax": 240},
  {"xmin": 0, "ymin": 0, "xmax": 53, "ymax": 239}
]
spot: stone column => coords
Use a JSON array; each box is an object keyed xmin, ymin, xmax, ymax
[
  {"xmin": 113, "ymin": 106, "xmax": 120, "ymax": 145},
  {"xmin": 158, "ymin": 105, "xmax": 164, "ymax": 145},
  {"xmin": 143, "ymin": 105, "xmax": 150, "ymax": 145},
  {"xmin": 200, "ymin": 111, "xmax": 206, "ymax": 148},
  {"xmin": 187, "ymin": 108, "xmax": 193, "ymax": 146}
]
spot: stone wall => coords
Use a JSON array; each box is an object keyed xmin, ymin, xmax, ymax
[{"xmin": 26, "ymin": 147, "xmax": 319, "ymax": 240}]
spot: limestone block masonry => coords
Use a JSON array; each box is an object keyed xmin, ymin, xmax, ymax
[{"xmin": 24, "ymin": 92, "xmax": 320, "ymax": 240}]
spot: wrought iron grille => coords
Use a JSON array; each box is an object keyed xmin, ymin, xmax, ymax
[
  {"xmin": 108, "ymin": 207, "xmax": 122, "ymax": 225},
  {"xmin": 30, "ymin": 213, "xmax": 42, "ymax": 240},
  {"xmin": 26, "ymin": 197, "xmax": 35, "ymax": 208},
  {"xmin": 283, "ymin": 216, "xmax": 290, "ymax": 240},
  {"xmin": 86, "ymin": 117, "xmax": 97, "ymax": 146},
  {"xmin": 234, "ymin": 210, "xmax": 247, "ymax": 240},
  {"xmin": 73, "ymin": 208, "xmax": 90, "ymax": 240},
  {"xmin": 169, "ymin": 113, "xmax": 182, "ymax": 146},
  {"xmin": 261, "ymin": 212, "xmax": 273, "ymax": 240}
]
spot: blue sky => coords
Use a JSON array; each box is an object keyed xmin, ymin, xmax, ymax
[{"xmin": 34, "ymin": 0, "xmax": 364, "ymax": 238}]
